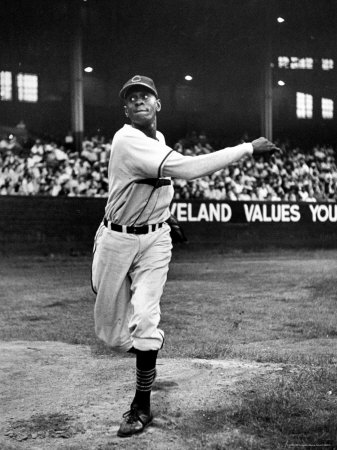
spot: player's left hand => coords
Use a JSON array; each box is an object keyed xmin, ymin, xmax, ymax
[{"xmin": 252, "ymin": 137, "xmax": 281, "ymax": 154}]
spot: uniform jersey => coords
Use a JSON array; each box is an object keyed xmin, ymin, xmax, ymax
[{"xmin": 104, "ymin": 124, "xmax": 176, "ymax": 226}]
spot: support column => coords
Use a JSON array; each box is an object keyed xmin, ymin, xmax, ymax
[
  {"xmin": 261, "ymin": 1, "xmax": 273, "ymax": 141},
  {"xmin": 70, "ymin": 0, "xmax": 84, "ymax": 153},
  {"xmin": 263, "ymin": 59, "xmax": 273, "ymax": 141}
]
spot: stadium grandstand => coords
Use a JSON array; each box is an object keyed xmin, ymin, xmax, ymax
[
  {"xmin": 0, "ymin": 133, "xmax": 336, "ymax": 202},
  {"xmin": 0, "ymin": 0, "xmax": 336, "ymax": 252}
]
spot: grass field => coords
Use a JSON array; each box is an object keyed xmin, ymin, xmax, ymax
[{"xmin": 1, "ymin": 248, "xmax": 337, "ymax": 449}]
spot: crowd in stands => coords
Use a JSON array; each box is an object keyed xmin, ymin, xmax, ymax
[
  {"xmin": 0, "ymin": 135, "xmax": 110, "ymax": 197},
  {"xmin": 0, "ymin": 131, "xmax": 336, "ymax": 202}
]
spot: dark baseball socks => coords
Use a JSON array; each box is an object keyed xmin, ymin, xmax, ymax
[{"xmin": 131, "ymin": 349, "xmax": 158, "ymax": 414}]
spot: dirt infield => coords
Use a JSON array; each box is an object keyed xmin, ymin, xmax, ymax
[
  {"xmin": 1, "ymin": 251, "xmax": 336, "ymax": 448},
  {"xmin": 0, "ymin": 340, "xmax": 282, "ymax": 450}
]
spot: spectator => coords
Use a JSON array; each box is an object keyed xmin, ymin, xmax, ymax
[{"xmin": 0, "ymin": 132, "xmax": 336, "ymax": 203}]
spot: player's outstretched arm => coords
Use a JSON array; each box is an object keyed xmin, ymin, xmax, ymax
[{"xmin": 162, "ymin": 137, "xmax": 279, "ymax": 180}]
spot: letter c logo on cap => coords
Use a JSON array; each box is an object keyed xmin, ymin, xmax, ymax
[{"xmin": 131, "ymin": 76, "xmax": 141, "ymax": 83}]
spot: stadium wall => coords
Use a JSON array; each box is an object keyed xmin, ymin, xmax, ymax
[{"xmin": 0, "ymin": 197, "xmax": 336, "ymax": 254}]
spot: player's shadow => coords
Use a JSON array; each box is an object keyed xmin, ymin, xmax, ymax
[
  {"xmin": 151, "ymin": 379, "xmax": 181, "ymax": 431},
  {"xmin": 152, "ymin": 380, "xmax": 179, "ymax": 391}
]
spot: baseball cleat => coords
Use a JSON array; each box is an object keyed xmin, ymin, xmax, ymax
[{"xmin": 117, "ymin": 406, "xmax": 153, "ymax": 437}]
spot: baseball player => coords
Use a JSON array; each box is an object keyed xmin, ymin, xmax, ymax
[{"xmin": 92, "ymin": 75, "xmax": 278, "ymax": 437}]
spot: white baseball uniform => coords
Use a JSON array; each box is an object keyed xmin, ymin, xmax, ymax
[
  {"xmin": 92, "ymin": 124, "xmax": 175, "ymax": 352},
  {"xmin": 92, "ymin": 123, "xmax": 253, "ymax": 352}
]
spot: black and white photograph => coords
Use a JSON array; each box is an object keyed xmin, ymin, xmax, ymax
[{"xmin": 0, "ymin": 0, "xmax": 336, "ymax": 448}]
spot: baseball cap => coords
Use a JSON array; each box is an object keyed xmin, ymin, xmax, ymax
[{"xmin": 119, "ymin": 75, "xmax": 158, "ymax": 99}]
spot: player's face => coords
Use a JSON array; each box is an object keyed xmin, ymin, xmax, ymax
[{"xmin": 124, "ymin": 89, "xmax": 161, "ymax": 127}]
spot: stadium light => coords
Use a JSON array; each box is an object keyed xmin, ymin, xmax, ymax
[
  {"xmin": 277, "ymin": 17, "xmax": 285, "ymax": 23},
  {"xmin": 84, "ymin": 66, "xmax": 93, "ymax": 73},
  {"xmin": 278, "ymin": 80, "xmax": 285, "ymax": 86},
  {"xmin": 185, "ymin": 75, "xmax": 193, "ymax": 81}
]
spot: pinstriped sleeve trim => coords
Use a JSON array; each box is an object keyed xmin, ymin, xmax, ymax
[{"xmin": 158, "ymin": 150, "xmax": 174, "ymax": 178}]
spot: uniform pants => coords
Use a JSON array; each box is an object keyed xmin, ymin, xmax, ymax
[{"xmin": 92, "ymin": 223, "xmax": 172, "ymax": 352}]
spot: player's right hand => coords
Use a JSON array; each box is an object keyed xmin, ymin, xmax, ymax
[{"xmin": 252, "ymin": 137, "xmax": 280, "ymax": 154}]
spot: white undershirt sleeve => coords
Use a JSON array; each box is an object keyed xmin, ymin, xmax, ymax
[{"xmin": 161, "ymin": 143, "xmax": 253, "ymax": 180}]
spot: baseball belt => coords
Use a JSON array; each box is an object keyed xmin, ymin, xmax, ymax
[{"xmin": 103, "ymin": 218, "xmax": 164, "ymax": 235}]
